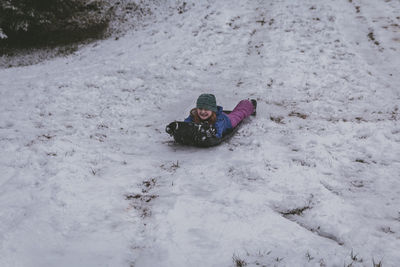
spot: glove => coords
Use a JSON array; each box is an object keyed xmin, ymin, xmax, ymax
[
  {"xmin": 166, "ymin": 121, "xmax": 178, "ymax": 136},
  {"xmin": 194, "ymin": 122, "xmax": 216, "ymax": 142}
]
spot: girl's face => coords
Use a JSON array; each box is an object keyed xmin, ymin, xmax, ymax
[{"xmin": 197, "ymin": 108, "xmax": 212, "ymax": 120}]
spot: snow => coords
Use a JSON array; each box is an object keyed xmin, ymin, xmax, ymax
[
  {"xmin": 1, "ymin": 0, "xmax": 399, "ymax": 266},
  {"xmin": 0, "ymin": 28, "xmax": 6, "ymax": 39}
]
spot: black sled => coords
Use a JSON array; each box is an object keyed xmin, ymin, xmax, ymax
[
  {"xmin": 166, "ymin": 100, "xmax": 256, "ymax": 147},
  {"xmin": 166, "ymin": 111, "xmax": 246, "ymax": 148}
]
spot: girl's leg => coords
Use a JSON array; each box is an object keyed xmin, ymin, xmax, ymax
[{"xmin": 227, "ymin": 100, "xmax": 254, "ymax": 128}]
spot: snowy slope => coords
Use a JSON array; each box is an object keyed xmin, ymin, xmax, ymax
[{"xmin": 1, "ymin": 0, "xmax": 399, "ymax": 266}]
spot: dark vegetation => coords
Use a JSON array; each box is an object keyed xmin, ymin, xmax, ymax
[
  {"xmin": 232, "ymin": 254, "xmax": 247, "ymax": 267},
  {"xmin": 0, "ymin": 0, "xmax": 111, "ymax": 54},
  {"xmin": 125, "ymin": 178, "xmax": 158, "ymax": 218},
  {"xmin": 280, "ymin": 205, "xmax": 311, "ymax": 217}
]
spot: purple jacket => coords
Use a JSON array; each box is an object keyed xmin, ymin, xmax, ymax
[{"xmin": 184, "ymin": 106, "xmax": 232, "ymax": 138}]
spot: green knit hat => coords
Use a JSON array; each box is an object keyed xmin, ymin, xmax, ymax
[{"xmin": 196, "ymin": 94, "xmax": 217, "ymax": 112}]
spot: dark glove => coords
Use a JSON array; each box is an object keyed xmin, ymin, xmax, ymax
[
  {"xmin": 194, "ymin": 122, "xmax": 216, "ymax": 142},
  {"xmin": 166, "ymin": 121, "xmax": 178, "ymax": 136}
]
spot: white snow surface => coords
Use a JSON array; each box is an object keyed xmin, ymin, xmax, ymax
[{"xmin": 1, "ymin": 0, "xmax": 400, "ymax": 266}]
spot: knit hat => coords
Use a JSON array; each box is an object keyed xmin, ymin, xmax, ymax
[{"xmin": 196, "ymin": 94, "xmax": 217, "ymax": 112}]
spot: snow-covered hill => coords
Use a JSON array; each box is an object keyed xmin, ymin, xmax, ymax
[{"xmin": 1, "ymin": 0, "xmax": 399, "ymax": 266}]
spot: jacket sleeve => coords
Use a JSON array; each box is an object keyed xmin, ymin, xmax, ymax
[
  {"xmin": 214, "ymin": 113, "xmax": 233, "ymax": 138},
  {"xmin": 184, "ymin": 115, "xmax": 193, "ymax": 123},
  {"xmin": 215, "ymin": 125, "xmax": 224, "ymax": 138},
  {"xmin": 214, "ymin": 118, "xmax": 227, "ymax": 138}
]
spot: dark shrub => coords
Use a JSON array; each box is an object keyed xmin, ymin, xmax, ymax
[{"xmin": 0, "ymin": 0, "xmax": 111, "ymax": 48}]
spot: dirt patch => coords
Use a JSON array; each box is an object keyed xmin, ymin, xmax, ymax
[
  {"xmin": 270, "ymin": 116, "xmax": 285, "ymax": 124},
  {"xmin": 126, "ymin": 177, "xmax": 158, "ymax": 218},
  {"xmin": 367, "ymin": 31, "xmax": 380, "ymax": 46},
  {"xmin": 280, "ymin": 205, "xmax": 311, "ymax": 217},
  {"xmin": 289, "ymin": 111, "xmax": 308, "ymax": 119}
]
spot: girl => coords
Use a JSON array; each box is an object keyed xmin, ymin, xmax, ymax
[{"xmin": 184, "ymin": 93, "xmax": 256, "ymax": 138}]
